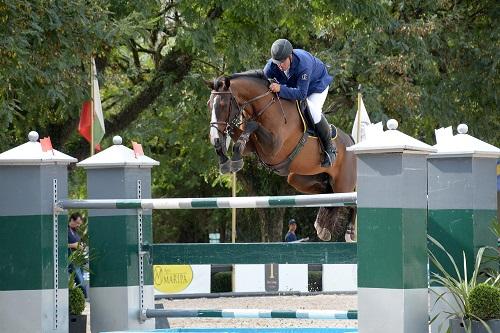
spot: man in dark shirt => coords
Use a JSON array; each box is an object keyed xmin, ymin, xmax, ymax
[
  {"xmin": 284, "ymin": 219, "xmax": 298, "ymax": 242},
  {"xmin": 68, "ymin": 212, "xmax": 87, "ymax": 298}
]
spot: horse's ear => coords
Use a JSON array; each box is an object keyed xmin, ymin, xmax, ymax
[
  {"xmin": 204, "ymin": 79, "xmax": 215, "ymax": 90},
  {"xmin": 223, "ymin": 77, "xmax": 231, "ymax": 90}
]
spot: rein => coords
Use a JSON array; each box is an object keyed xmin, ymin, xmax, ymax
[
  {"xmin": 237, "ymin": 88, "xmax": 287, "ymax": 123},
  {"xmin": 210, "ymin": 86, "xmax": 288, "ymax": 137}
]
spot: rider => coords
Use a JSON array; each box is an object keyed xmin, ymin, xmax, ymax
[{"xmin": 263, "ymin": 38, "xmax": 336, "ymax": 167}]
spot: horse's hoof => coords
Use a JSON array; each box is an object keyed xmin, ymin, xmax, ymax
[
  {"xmin": 314, "ymin": 221, "xmax": 332, "ymax": 241},
  {"xmin": 219, "ymin": 160, "xmax": 231, "ymax": 174},
  {"xmin": 230, "ymin": 159, "xmax": 244, "ymax": 173},
  {"xmin": 317, "ymin": 228, "xmax": 332, "ymax": 241}
]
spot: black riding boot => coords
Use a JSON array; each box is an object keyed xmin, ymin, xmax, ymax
[{"xmin": 315, "ymin": 115, "xmax": 337, "ymax": 167}]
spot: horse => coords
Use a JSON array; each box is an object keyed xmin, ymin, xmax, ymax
[{"xmin": 206, "ymin": 71, "xmax": 357, "ymax": 241}]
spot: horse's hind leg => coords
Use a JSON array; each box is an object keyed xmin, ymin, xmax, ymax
[
  {"xmin": 287, "ymin": 173, "xmax": 332, "ymax": 194},
  {"xmin": 314, "ymin": 206, "xmax": 355, "ymax": 242}
]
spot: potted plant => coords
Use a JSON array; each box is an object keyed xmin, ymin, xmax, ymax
[
  {"xmin": 68, "ymin": 215, "xmax": 90, "ymax": 333},
  {"xmin": 449, "ymin": 283, "xmax": 500, "ymax": 332},
  {"xmin": 68, "ymin": 248, "xmax": 88, "ymax": 333},
  {"xmin": 429, "ymin": 233, "xmax": 500, "ymax": 333}
]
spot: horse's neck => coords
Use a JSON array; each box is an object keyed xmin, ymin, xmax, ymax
[
  {"xmin": 232, "ymin": 77, "xmax": 302, "ymax": 131},
  {"xmin": 233, "ymin": 81, "xmax": 303, "ymax": 162},
  {"xmin": 232, "ymin": 79, "xmax": 268, "ymax": 107}
]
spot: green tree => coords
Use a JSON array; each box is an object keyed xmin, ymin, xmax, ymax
[{"xmin": 2, "ymin": 0, "xmax": 498, "ymax": 242}]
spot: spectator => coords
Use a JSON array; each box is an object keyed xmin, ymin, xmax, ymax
[
  {"xmin": 68, "ymin": 212, "xmax": 87, "ymax": 298},
  {"xmin": 284, "ymin": 219, "xmax": 298, "ymax": 242}
]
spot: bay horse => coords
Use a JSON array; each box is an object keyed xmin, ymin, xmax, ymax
[{"xmin": 207, "ymin": 71, "xmax": 357, "ymax": 241}]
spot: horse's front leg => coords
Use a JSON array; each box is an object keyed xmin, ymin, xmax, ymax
[
  {"xmin": 230, "ymin": 121, "xmax": 259, "ymax": 173},
  {"xmin": 214, "ymin": 138, "xmax": 231, "ymax": 174}
]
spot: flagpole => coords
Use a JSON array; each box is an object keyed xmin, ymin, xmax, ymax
[
  {"xmin": 350, "ymin": 84, "xmax": 363, "ymax": 242},
  {"xmin": 231, "ymin": 172, "xmax": 237, "ymax": 243},
  {"xmin": 90, "ymin": 57, "xmax": 95, "ymax": 156},
  {"xmin": 356, "ymin": 84, "xmax": 362, "ymax": 143}
]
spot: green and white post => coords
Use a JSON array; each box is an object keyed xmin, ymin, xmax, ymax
[
  {"xmin": 350, "ymin": 119, "xmax": 435, "ymax": 333},
  {"xmin": 0, "ymin": 131, "xmax": 76, "ymax": 333},
  {"xmin": 78, "ymin": 136, "xmax": 159, "ymax": 333},
  {"xmin": 428, "ymin": 124, "xmax": 500, "ymax": 333}
]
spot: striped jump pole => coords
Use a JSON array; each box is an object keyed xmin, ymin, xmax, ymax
[
  {"xmin": 144, "ymin": 308, "xmax": 358, "ymax": 320},
  {"xmin": 57, "ymin": 192, "xmax": 357, "ymax": 210}
]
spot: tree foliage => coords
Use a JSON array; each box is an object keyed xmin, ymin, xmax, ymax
[{"xmin": 2, "ymin": 0, "xmax": 498, "ymax": 242}]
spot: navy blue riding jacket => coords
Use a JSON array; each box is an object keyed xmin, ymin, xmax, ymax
[{"xmin": 263, "ymin": 49, "xmax": 333, "ymax": 101}]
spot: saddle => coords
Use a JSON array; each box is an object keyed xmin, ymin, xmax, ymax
[
  {"xmin": 260, "ymin": 100, "xmax": 339, "ymax": 176},
  {"xmin": 296, "ymin": 100, "xmax": 337, "ymax": 138}
]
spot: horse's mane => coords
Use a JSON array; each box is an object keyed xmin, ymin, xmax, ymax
[
  {"xmin": 229, "ymin": 70, "xmax": 269, "ymax": 86},
  {"xmin": 212, "ymin": 70, "xmax": 268, "ymax": 91}
]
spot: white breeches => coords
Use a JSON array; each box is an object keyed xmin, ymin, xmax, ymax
[{"xmin": 307, "ymin": 86, "xmax": 329, "ymax": 124}]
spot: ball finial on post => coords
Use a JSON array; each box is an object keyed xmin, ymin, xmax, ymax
[
  {"xmin": 28, "ymin": 131, "xmax": 39, "ymax": 142},
  {"xmin": 386, "ymin": 119, "xmax": 398, "ymax": 130},
  {"xmin": 113, "ymin": 136, "xmax": 123, "ymax": 145},
  {"xmin": 457, "ymin": 124, "xmax": 468, "ymax": 134}
]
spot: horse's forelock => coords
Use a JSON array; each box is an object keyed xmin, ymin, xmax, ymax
[
  {"xmin": 213, "ymin": 76, "xmax": 231, "ymax": 91},
  {"xmin": 213, "ymin": 78, "xmax": 222, "ymax": 91}
]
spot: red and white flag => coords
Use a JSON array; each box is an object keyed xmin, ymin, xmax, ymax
[{"xmin": 78, "ymin": 58, "xmax": 105, "ymax": 152}]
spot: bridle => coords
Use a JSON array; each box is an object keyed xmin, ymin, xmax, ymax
[{"xmin": 209, "ymin": 87, "xmax": 286, "ymax": 137}]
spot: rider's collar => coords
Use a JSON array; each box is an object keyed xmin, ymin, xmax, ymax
[{"xmin": 289, "ymin": 52, "xmax": 299, "ymax": 72}]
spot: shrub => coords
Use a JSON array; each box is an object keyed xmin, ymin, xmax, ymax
[
  {"xmin": 308, "ymin": 272, "xmax": 322, "ymax": 292},
  {"xmin": 69, "ymin": 287, "xmax": 86, "ymax": 315},
  {"xmin": 211, "ymin": 272, "xmax": 232, "ymax": 293},
  {"xmin": 469, "ymin": 283, "xmax": 500, "ymax": 320}
]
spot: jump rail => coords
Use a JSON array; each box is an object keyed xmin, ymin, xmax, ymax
[
  {"xmin": 57, "ymin": 192, "xmax": 357, "ymax": 210},
  {"xmin": 144, "ymin": 308, "xmax": 358, "ymax": 320}
]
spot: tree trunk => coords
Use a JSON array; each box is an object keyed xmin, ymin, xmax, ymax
[
  {"xmin": 256, "ymin": 207, "xmax": 285, "ymax": 242},
  {"xmin": 49, "ymin": 49, "xmax": 193, "ymax": 161}
]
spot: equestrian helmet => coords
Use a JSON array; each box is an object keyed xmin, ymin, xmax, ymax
[{"xmin": 271, "ymin": 39, "xmax": 293, "ymax": 64}]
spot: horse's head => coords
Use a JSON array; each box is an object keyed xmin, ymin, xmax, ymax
[
  {"xmin": 206, "ymin": 76, "xmax": 241, "ymax": 173},
  {"xmin": 206, "ymin": 71, "xmax": 275, "ymax": 174}
]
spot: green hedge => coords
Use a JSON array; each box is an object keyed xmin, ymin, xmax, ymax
[
  {"xmin": 211, "ymin": 272, "xmax": 232, "ymax": 293},
  {"xmin": 308, "ymin": 271, "xmax": 322, "ymax": 292}
]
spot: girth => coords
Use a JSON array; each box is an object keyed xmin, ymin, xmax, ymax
[{"xmin": 258, "ymin": 131, "xmax": 309, "ymax": 177}]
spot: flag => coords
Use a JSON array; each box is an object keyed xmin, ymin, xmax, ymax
[
  {"xmin": 132, "ymin": 141, "xmax": 144, "ymax": 158},
  {"xmin": 351, "ymin": 92, "xmax": 371, "ymax": 143},
  {"xmin": 40, "ymin": 137, "xmax": 54, "ymax": 154},
  {"xmin": 78, "ymin": 58, "xmax": 105, "ymax": 152}
]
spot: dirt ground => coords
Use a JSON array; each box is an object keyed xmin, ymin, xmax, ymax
[{"xmin": 84, "ymin": 294, "xmax": 357, "ymax": 332}]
